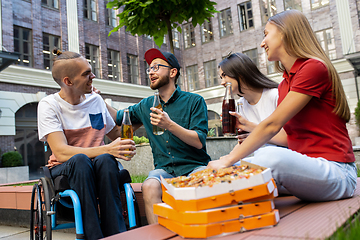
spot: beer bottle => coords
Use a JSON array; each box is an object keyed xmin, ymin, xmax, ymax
[
  {"xmin": 121, "ymin": 108, "xmax": 133, "ymax": 157},
  {"xmin": 222, "ymin": 82, "xmax": 236, "ymax": 136},
  {"xmin": 152, "ymin": 92, "xmax": 164, "ymax": 135}
]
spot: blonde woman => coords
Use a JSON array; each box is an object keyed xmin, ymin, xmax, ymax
[{"xmin": 208, "ymin": 10, "xmax": 357, "ymax": 201}]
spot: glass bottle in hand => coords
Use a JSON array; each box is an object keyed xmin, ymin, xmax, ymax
[
  {"xmin": 222, "ymin": 82, "xmax": 236, "ymax": 136},
  {"xmin": 152, "ymin": 92, "xmax": 164, "ymax": 135},
  {"xmin": 236, "ymin": 101, "xmax": 249, "ymax": 135},
  {"xmin": 121, "ymin": 108, "xmax": 133, "ymax": 157}
]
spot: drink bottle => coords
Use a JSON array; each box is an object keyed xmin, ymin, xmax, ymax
[
  {"xmin": 236, "ymin": 101, "xmax": 249, "ymax": 135},
  {"xmin": 121, "ymin": 108, "xmax": 133, "ymax": 157},
  {"xmin": 222, "ymin": 82, "xmax": 236, "ymax": 135},
  {"xmin": 152, "ymin": 92, "xmax": 164, "ymax": 135}
]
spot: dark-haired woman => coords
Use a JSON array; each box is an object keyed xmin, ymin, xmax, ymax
[{"xmin": 219, "ymin": 52, "xmax": 286, "ymax": 145}]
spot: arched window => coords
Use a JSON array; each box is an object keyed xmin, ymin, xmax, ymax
[{"xmin": 15, "ymin": 102, "xmax": 50, "ymax": 179}]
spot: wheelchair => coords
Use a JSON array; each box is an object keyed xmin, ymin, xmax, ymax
[{"xmin": 30, "ymin": 162, "xmax": 141, "ymax": 240}]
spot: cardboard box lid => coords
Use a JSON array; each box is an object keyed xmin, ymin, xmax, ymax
[
  {"xmin": 161, "ymin": 160, "xmax": 272, "ymax": 200},
  {"xmin": 154, "ymin": 200, "xmax": 275, "ymax": 224},
  {"xmin": 162, "ymin": 179, "xmax": 277, "ymax": 212},
  {"xmin": 158, "ymin": 209, "xmax": 280, "ymax": 239}
]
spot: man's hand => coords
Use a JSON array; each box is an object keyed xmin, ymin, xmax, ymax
[
  {"xmin": 92, "ymin": 86, "xmax": 101, "ymax": 94},
  {"xmin": 150, "ymin": 107, "xmax": 173, "ymax": 129},
  {"xmin": 106, "ymin": 137, "xmax": 136, "ymax": 161}
]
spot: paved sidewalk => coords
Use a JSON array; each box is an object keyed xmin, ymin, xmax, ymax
[{"xmin": 0, "ymin": 225, "xmax": 74, "ymax": 240}]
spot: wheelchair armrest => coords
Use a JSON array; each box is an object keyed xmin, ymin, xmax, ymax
[{"xmin": 119, "ymin": 169, "xmax": 132, "ymax": 184}]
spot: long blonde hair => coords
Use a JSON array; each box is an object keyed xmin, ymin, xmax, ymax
[{"xmin": 269, "ymin": 10, "xmax": 350, "ymax": 122}]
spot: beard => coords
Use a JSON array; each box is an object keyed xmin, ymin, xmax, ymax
[{"xmin": 150, "ymin": 73, "xmax": 170, "ymax": 90}]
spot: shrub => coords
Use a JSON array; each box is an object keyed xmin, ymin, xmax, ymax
[
  {"xmin": 133, "ymin": 136, "xmax": 149, "ymax": 144},
  {"xmin": 355, "ymin": 99, "xmax": 360, "ymax": 129},
  {"xmin": 1, "ymin": 151, "xmax": 23, "ymax": 167}
]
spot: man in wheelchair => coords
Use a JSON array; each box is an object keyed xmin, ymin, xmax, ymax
[{"xmin": 37, "ymin": 49, "xmax": 136, "ymax": 240}]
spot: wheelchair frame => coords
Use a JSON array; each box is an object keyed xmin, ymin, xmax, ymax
[{"xmin": 30, "ymin": 164, "xmax": 141, "ymax": 240}]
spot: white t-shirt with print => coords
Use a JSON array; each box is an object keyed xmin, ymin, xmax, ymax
[{"xmin": 38, "ymin": 92, "xmax": 115, "ymax": 166}]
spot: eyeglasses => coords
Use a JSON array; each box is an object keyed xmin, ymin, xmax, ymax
[
  {"xmin": 146, "ymin": 64, "xmax": 172, "ymax": 74},
  {"xmin": 219, "ymin": 72, "xmax": 226, "ymax": 80}
]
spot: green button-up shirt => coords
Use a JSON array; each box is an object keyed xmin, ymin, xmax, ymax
[{"xmin": 116, "ymin": 86, "xmax": 211, "ymax": 176}]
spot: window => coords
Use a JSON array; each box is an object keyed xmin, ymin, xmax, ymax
[
  {"xmin": 144, "ymin": 60, "xmax": 150, "ymax": 86},
  {"xmin": 43, "ymin": 33, "xmax": 60, "ymax": 70},
  {"xmin": 85, "ymin": 44, "xmax": 100, "ymax": 77},
  {"xmin": 267, "ymin": 60, "xmax": 276, "ymax": 74},
  {"xmin": 172, "ymin": 29, "xmax": 180, "ymax": 49},
  {"xmin": 284, "ymin": 0, "xmax": 302, "ymax": 11},
  {"xmin": 260, "ymin": 0, "xmax": 276, "ymax": 25},
  {"xmin": 201, "ymin": 18, "xmax": 213, "ymax": 43},
  {"xmin": 84, "ymin": 0, "xmax": 97, "ymax": 21},
  {"xmin": 315, "ymin": 28, "xmax": 336, "ymax": 60},
  {"xmin": 41, "ymin": 0, "xmax": 59, "ymax": 9},
  {"xmin": 311, "ymin": 0, "xmax": 329, "ymax": 9},
  {"xmin": 163, "ymin": 35, "xmax": 167, "ymax": 45},
  {"xmin": 238, "ymin": 1, "xmax": 254, "ymax": 31},
  {"xmin": 204, "ymin": 60, "xmax": 217, "ymax": 88},
  {"xmin": 183, "ymin": 23, "xmax": 196, "ymax": 48},
  {"xmin": 14, "ymin": 26, "xmax": 32, "ymax": 67},
  {"xmin": 187, "ymin": 65, "xmax": 199, "ymax": 91},
  {"xmin": 144, "ymin": 35, "xmax": 152, "ymax": 40},
  {"xmin": 106, "ymin": 7, "xmax": 116, "ymax": 27},
  {"xmin": 244, "ymin": 48, "xmax": 258, "ymax": 67},
  {"xmin": 107, "ymin": 50, "xmax": 120, "ymax": 81},
  {"xmin": 127, "ymin": 54, "xmax": 139, "ymax": 84},
  {"xmin": 219, "ymin": 8, "xmax": 233, "ymax": 37}
]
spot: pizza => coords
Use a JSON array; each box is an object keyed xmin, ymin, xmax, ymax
[{"xmin": 165, "ymin": 165, "xmax": 262, "ymax": 188}]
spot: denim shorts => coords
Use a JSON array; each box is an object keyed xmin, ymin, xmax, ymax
[{"xmin": 145, "ymin": 166, "xmax": 207, "ymax": 183}]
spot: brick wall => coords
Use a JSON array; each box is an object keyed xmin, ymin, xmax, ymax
[{"xmin": 0, "ymin": 136, "xmax": 15, "ymax": 155}]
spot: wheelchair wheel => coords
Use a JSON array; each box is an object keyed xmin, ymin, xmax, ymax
[
  {"xmin": 30, "ymin": 179, "xmax": 53, "ymax": 240},
  {"xmin": 132, "ymin": 192, "xmax": 142, "ymax": 228},
  {"xmin": 120, "ymin": 185, "xmax": 142, "ymax": 229},
  {"xmin": 40, "ymin": 177, "xmax": 53, "ymax": 240},
  {"xmin": 30, "ymin": 183, "xmax": 43, "ymax": 240}
]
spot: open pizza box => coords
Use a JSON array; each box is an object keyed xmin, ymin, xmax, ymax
[
  {"xmin": 154, "ymin": 200, "xmax": 275, "ymax": 225},
  {"xmin": 161, "ymin": 160, "xmax": 272, "ymax": 201},
  {"xmin": 158, "ymin": 209, "xmax": 280, "ymax": 239},
  {"xmin": 162, "ymin": 179, "xmax": 277, "ymax": 212}
]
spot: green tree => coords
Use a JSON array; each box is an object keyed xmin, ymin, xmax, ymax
[{"xmin": 107, "ymin": 0, "xmax": 217, "ymax": 53}]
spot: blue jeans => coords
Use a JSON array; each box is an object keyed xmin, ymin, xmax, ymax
[
  {"xmin": 146, "ymin": 166, "xmax": 207, "ymax": 183},
  {"xmin": 50, "ymin": 154, "xmax": 126, "ymax": 240},
  {"xmin": 236, "ymin": 146, "xmax": 357, "ymax": 201}
]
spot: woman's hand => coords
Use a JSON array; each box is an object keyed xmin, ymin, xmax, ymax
[{"xmin": 207, "ymin": 155, "xmax": 237, "ymax": 170}]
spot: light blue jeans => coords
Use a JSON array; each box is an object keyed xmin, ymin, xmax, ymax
[
  {"xmin": 145, "ymin": 166, "xmax": 207, "ymax": 183},
  {"xmin": 236, "ymin": 146, "xmax": 357, "ymax": 201}
]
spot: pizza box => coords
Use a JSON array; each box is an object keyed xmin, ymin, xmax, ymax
[
  {"xmin": 162, "ymin": 179, "xmax": 276, "ymax": 212},
  {"xmin": 158, "ymin": 209, "xmax": 280, "ymax": 239},
  {"xmin": 154, "ymin": 200, "xmax": 275, "ymax": 225},
  {"xmin": 161, "ymin": 160, "xmax": 272, "ymax": 200}
]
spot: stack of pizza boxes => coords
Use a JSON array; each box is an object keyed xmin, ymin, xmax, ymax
[{"xmin": 154, "ymin": 160, "xmax": 279, "ymax": 238}]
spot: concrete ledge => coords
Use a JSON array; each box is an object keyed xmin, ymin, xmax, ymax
[{"xmin": 0, "ymin": 166, "xmax": 29, "ymax": 184}]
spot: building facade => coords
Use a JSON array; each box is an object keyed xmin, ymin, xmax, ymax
[{"xmin": 1, "ymin": 0, "xmax": 360, "ymax": 179}]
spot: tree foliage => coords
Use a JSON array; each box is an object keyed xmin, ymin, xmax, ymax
[{"xmin": 107, "ymin": 0, "xmax": 218, "ymax": 53}]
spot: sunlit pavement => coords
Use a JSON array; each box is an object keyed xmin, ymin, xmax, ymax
[{"xmin": 0, "ymin": 225, "xmax": 74, "ymax": 240}]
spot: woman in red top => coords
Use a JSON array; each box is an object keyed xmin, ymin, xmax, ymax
[{"xmin": 208, "ymin": 10, "xmax": 357, "ymax": 201}]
